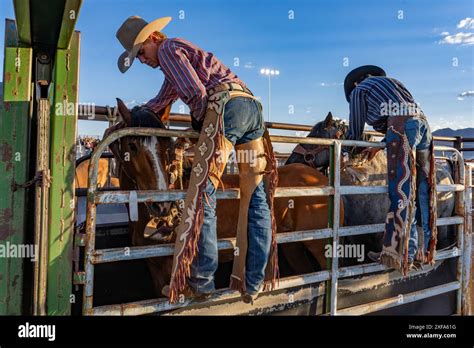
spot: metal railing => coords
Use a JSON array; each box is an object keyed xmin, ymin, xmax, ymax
[{"xmin": 80, "ymin": 127, "xmax": 472, "ymax": 316}]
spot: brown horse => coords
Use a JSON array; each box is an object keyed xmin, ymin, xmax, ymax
[
  {"xmin": 107, "ymin": 99, "xmax": 343, "ymax": 296},
  {"xmin": 75, "ymin": 156, "xmax": 120, "ymax": 189}
]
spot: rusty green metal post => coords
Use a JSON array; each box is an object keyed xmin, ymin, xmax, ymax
[
  {"xmin": 46, "ymin": 31, "xmax": 80, "ymax": 315},
  {"xmin": 0, "ymin": 19, "xmax": 32, "ymax": 315}
]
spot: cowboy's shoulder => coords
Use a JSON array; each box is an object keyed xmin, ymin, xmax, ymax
[
  {"xmin": 159, "ymin": 38, "xmax": 197, "ymax": 52},
  {"xmin": 359, "ymin": 76, "xmax": 384, "ymax": 86},
  {"xmin": 357, "ymin": 76, "xmax": 397, "ymax": 92}
]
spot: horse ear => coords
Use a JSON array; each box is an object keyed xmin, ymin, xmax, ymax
[
  {"xmin": 324, "ymin": 112, "xmax": 333, "ymax": 127},
  {"xmin": 116, "ymin": 98, "xmax": 132, "ymax": 126}
]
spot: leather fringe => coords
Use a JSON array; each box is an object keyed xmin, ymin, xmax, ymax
[
  {"xmin": 169, "ymin": 119, "xmax": 225, "ymax": 303},
  {"xmin": 262, "ymin": 129, "xmax": 280, "ymax": 291}
]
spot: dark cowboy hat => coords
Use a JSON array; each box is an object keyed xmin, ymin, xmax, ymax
[{"xmin": 344, "ymin": 65, "xmax": 386, "ymax": 102}]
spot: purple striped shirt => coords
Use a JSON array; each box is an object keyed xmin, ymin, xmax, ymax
[{"xmin": 145, "ymin": 38, "xmax": 246, "ymax": 122}]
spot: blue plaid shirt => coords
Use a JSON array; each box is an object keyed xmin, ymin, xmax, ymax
[{"xmin": 347, "ymin": 76, "xmax": 423, "ymax": 140}]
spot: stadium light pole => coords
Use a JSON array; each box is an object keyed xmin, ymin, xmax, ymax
[{"xmin": 260, "ymin": 68, "xmax": 280, "ymax": 121}]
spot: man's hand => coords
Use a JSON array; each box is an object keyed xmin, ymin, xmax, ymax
[
  {"xmin": 361, "ymin": 147, "xmax": 382, "ymax": 161},
  {"xmin": 103, "ymin": 121, "xmax": 126, "ymax": 140}
]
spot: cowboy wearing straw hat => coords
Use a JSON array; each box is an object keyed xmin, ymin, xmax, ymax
[
  {"xmin": 114, "ymin": 16, "xmax": 279, "ymax": 304},
  {"xmin": 344, "ymin": 65, "xmax": 438, "ymax": 275}
]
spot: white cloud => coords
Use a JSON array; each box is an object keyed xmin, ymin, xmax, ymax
[
  {"xmin": 439, "ymin": 32, "xmax": 474, "ymax": 45},
  {"xmin": 457, "ymin": 17, "xmax": 474, "ymax": 29},
  {"xmin": 431, "ymin": 116, "xmax": 474, "ymax": 131},
  {"xmin": 457, "ymin": 91, "xmax": 474, "ymax": 100},
  {"xmin": 438, "ymin": 18, "xmax": 474, "ymax": 45},
  {"xmin": 244, "ymin": 62, "xmax": 254, "ymax": 69},
  {"xmin": 125, "ymin": 100, "xmax": 140, "ymax": 107}
]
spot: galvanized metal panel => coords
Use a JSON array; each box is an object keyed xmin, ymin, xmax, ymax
[{"xmin": 46, "ymin": 31, "xmax": 80, "ymax": 315}]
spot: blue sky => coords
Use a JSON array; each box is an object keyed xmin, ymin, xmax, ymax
[{"xmin": 1, "ymin": 0, "xmax": 473, "ymax": 138}]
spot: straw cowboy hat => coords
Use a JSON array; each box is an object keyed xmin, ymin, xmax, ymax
[
  {"xmin": 116, "ymin": 16, "xmax": 172, "ymax": 73},
  {"xmin": 344, "ymin": 65, "xmax": 386, "ymax": 102}
]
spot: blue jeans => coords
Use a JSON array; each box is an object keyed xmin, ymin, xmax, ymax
[
  {"xmin": 188, "ymin": 97, "xmax": 272, "ymax": 295},
  {"xmin": 385, "ymin": 117, "xmax": 433, "ymax": 262}
]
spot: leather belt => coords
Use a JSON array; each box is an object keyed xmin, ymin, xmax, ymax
[{"xmin": 208, "ymin": 83, "xmax": 253, "ymax": 97}]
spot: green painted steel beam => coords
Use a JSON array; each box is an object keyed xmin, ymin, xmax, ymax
[
  {"xmin": 46, "ymin": 31, "xmax": 80, "ymax": 315},
  {"xmin": 3, "ymin": 47, "xmax": 32, "ymax": 102},
  {"xmin": 0, "ymin": 19, "xmax": 32, "ymax": 315},
  {"xmin": 13, "ymin": 0, "xmax": 32, "ymax": 46},
  {"xmin": 57, "ymin": 0, "xmax": 83, "ymax": 49}
]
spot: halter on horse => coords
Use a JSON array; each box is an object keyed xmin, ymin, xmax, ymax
[
  {"xmin": 287, "ymin": 112, "xmax": 347, "ymax": 169},
  {"xmin": 107, "ymin": 100, "xmax": 191, "ymax": 242}
]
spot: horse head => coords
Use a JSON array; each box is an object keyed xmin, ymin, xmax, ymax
[
  {"xmin": 108, "ymin": 98, "xmax": 181, "ymax": 222},
  {"xmin": 285, "ymin": 112, "xmax": 347, "ymax": 169}
]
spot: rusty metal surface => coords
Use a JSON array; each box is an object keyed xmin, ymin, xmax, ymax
[
  {"xmin": 0, "ymin": 19, "xmax": 31, "ymax": 315},
  {"xmin": 33, "ymin": 99, "xmax": 51, "ymax": 315},
  {"xmin": 46, "ymin": 31, "xmax": 80, "ymax": 315}
]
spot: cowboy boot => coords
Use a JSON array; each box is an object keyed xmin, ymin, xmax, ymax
[{"xmin": 161, "ymin": 284, "xmax": 212, "ymax": 302}]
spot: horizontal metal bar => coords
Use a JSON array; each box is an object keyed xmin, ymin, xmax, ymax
[
  {"xmin": 342, "ymin": 184, "xmax": 461, "ymax": 195},
  {"xmin": 436, "ymin": 216, "xmax": 465, "ymax": 226},
  {"xmin": 336, "ymin": 281, "xmax": 460, "ymax": 315},
  {"xmin": 92, "ymin": 228, "xmax": 334, "ymax": 264},
  {"xmin": 434, "ymin": 145, "xmax": 461, "ymax": 152},
  {"xmin": 437, "ymin": 184, "xmax": 465, "ymax": 192},
  {"xmin": 338, "ymin": 248, "xmax": 461, "ymax": 278},
  {"xmin": 166, "ymin": 283, "xmax": 326, "ymax": 316},
  {"xmin": 94, "ymin": 183, "xmax": 464, "ymax": 205},
  {"xmin": 339, "ymin": 186, "xmax": 387, "ymax": 195},
  {"xmin": 91, "ymin": 216, "xmax": 463, "ymax": 264},
  {"xmin": 339, "ymin": 216, "xmax": 463, "ymax": 238},
  {"xmin": 270, "ymin": 135, "xmax": 385, "ymax": 148},
  {"xmin": 94, "ymin": 186, "xmax": 335, "ymax": 204},
  {"xmin": 433, "ymin": 136, "xmax": 459, "ymax": 142},
  {"xmin": 88, "ymin": 269, "xmax": 331, "ymax": 315}
]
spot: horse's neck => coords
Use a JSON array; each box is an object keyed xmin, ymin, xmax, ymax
[{"xmin": 119, "ymin": 167, "xmax": 137, "ymax": 190}]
